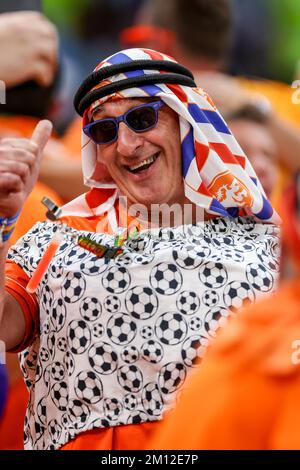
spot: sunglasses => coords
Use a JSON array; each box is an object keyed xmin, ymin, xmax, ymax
[{"xmin": 83, "ymin": 100, "xmax": 164, "ymax": 145}]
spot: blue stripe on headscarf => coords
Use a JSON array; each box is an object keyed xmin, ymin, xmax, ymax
[
  {"xmin": 108, "ymin": 52, "xmax": 133, "ymax": 65},
  {"xmin": 227, "ymin": 207, "xmax": 239, "ymax": 218},
  {"xmin": 255, "ymin": 196, "xmax": 274, "ymax": 220},
  {"xmin": 125, "ymin": 70, "xmax": 145, "ymax": 78},
  {"xmin": 209, "ymin": 198, "xmax": 230, "ymax": 217},
  {"xmin": 188, "ymin": 104, "xmax": 231, "ymax": 135},
  {"xmin": 140, "ymin": 84, "xmax": 164, "ymax": 96},
  {"xmin": 181, "ymin": 127, "xmax": 195, "ymax": 177}
]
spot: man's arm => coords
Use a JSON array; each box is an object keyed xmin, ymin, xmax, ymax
[
  {"xmin": 0, "ymin": 120, "xmax": 52, "ymax": 350},
  {"xmin": 0, "ymin": 243, "xmax": 26, "ymax": 350}
]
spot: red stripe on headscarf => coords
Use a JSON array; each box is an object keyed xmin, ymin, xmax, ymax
[
  {"xmin": 142, "ymin": 49, "xmax": 167, "ymax": 61},
  {"xmin": 197, "ymin": 181, "xmax": 212, "ymax": 196},
  {"xmin": 166, "ymin": 84, "xmax": 188, "ymax": 103},
  {"xmin": 195, "ymin": 141, "xmax": 210, "ymax": 172},
  {"xmin": 210, "ymin": 142, "xmax": 246, "ymax": 168}
]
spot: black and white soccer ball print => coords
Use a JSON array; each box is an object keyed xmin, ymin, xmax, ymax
[
  {"xmin": 12, "ymin": 218, "xmax": 279, "ymax": 449},
  {"xmin": 75, "ymin": 370, "xmax": 103, "ymax": 404}
]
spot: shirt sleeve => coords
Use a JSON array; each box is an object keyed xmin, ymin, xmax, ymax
[
  {"xmin": 5, "ymin": 260, "xmax": 39, "ymax": 353},
  {"xmin": 4, "ymin": 221, "xmax": 57, "ymax": 353}
]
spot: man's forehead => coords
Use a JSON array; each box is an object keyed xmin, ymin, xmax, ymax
[{"xmin": 92, "ymin": 97, "xmax": 158, "ymax": 119}]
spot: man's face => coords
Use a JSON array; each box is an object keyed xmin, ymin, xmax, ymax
[
  {"xmin": 92, "ymin": 98, "xmax": 184, "ymax": 208},
  {"xmin": 229, "ymin": 119, "xmax": 277, "ymax": 197}
]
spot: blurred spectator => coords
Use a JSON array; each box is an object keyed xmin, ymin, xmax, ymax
[
  {"xmin": 0, "ymin": 11, "xmax": 57, "ymax": 88},
  {"xmin": 0, "ymin": 9, "xmax": 85, "ymax": 450},
  {"xmin": 43, "ymin": 0, "xmax": 145, "ymax": 129},
  {"xmin": 226, "ymin": 104, "xmax": 278, "ymax": 199}
]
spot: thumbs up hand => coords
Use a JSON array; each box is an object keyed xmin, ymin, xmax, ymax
[{"xmin": 0, "ymin": 120, "xmax": 53, "ymax": 218}]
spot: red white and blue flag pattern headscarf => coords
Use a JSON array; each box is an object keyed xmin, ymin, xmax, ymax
[{"xmin": 63, "ymin": 48, "xmax": 279, "ymax": 225}]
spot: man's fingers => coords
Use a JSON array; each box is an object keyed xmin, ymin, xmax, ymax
[{"xmin": 31, "ymin": 120, "xmax": 53, "ymax": 153}]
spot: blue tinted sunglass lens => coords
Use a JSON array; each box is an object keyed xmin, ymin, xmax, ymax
[
  {"xmin": 90, "ymin": 120, "xmax": 117, "ymax": 144},
  {"xmin": 126, "ymin": 106, "xmax": 157, "ymax": 131}
]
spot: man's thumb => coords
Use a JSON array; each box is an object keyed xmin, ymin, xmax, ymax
[{"xmin": 31, "ymin": 120, "xmax": 53, "ymax": 153}]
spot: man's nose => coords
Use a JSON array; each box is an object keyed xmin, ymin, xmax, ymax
[{"xmin": 116, "ymin": 122, "xmax": 144, "ymax": 157}]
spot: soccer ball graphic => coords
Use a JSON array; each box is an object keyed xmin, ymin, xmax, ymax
[
  {"xmin": 198, "ymin": 262, "xmax": 228, "ymax": 289},
  {"xmin": 48, "ymin": 419, "xmax": 62, "ymax": 445},
  {"xmin": 155, "ymin": 312, "xmax": 187, "ymax": 345},
  {"xmin": 142, "ymin": 382, "xmax": 163, "ymax": 416},
  {"xmin": 223, "ymin": 281, "xmax": 255, "ymax": 312},
  {"xmin": 125, "ymin": 286, "xmax": 158, "ymax": 320},
  {"xmin": 79, "ymin": 296, "xmax": 102, "ymax": 322},
  {"xmin": 181, "ymin": 335, "xmax": 209, "ymax": 367},
  {"xmin": 150, "ymin": 263, "xmax": 183, "ymax": 295},
  {"xmin": 257, "ymin": 244, "xmax": 280, "ymax": 273},
  {"xmin": 220, "ymin": 248, "xmax": 244, "ymax": 263},
  {"xmin": 117, "ymin": 364, "xmax": 143, "ymax": 392},
  {"xmin": 246, "ymin": 263, "xmax": 274, "ymax": 292},
  {"xmin": 189, "ymin": 316, "xmax": 202, "ymax": 331},
  {"xmin": 62, "ymin": 271, "xmax": 86, "ymax": 303},
  {"xmin": 67, "ymin": 320, "xmax": 91, "ymax": 354},
  {"xmin": 102, "ymin": 266, "xmax": 131, "ymax": 294},
  {"xmin": 68, "ymin": 399, "xmax": 90, "ymax": 429},
  {"xmin": 64, "ymin": 350, "xmax": 75, "ymax": 376},
  {"xmin": 123, "ymin": 393, "xmax": 137, "ymax": 411},
  {"xmin": 57, "ymin": 337, "xmax": 68, "ymax": 352},
  {"xmin": 63, "ymin": 246, "xmax": 89, "ymax": 266},
  {"xmin": 126, "ymin": 410, "xmax": 148, "ymax": 424},
  {"xmin": 104, "ymin": 295, "xmax": 121, "ymax": 313},
  {"xmin": 50, "ymin": 361, "xmax": 65, "ymax": 381},
  {"xmin": 50, "ymin": 381, "xmax": 68, "ymax": 411},
  {"xmin": 40, "ymin": 347, "xmax": 50, "ymax": 362},
  {"xmin": 121, "ymin": 345, "xmax": 140, "ymax": 363},
  {"xmin": 158, "ymin": 362, "xmax": 186, "ymax": 394},
  {"xmin": 50, "ymin": 298, "xmax": 66, "ymax": 332},
  {"xmin": 107, "ymin": 313, "xmax": 137, "ymax": 345},
  {"xmin": 88, "ymin": 341, "xmax": 118, "ymax": 375},
  {"xmin": 134, "ymin": 253, "xmax": 155, "ymax": 265},
  {"xmin": 41, "ymin": 284, "xmax": 54, "ymax": 310},
  {"xmin": 80, "ymin": 255, "xmax": 107, "ymax": 276},
  {"xmin": 202, "ymin": 289, "xmax": 220, "ymax": 308},
  {"xmin": 103, "ymin": 397, "xmax": 123, "ymax": 421},
  {"xmin": 36, "ymin": 396, "xmax": 47, "ymax": 426},
  {"xmin": 172, "ymin": 245, "xmax": 205, "ymax": 270},
  {"xmin": 75, "ymin": 370, "xmax": 103, "ymax": 404},
  {"xmin": 141, "ymin": 340, "xmax": 164, "ymax": 363},
  {"xmin": 204, "ymin": 307, "xmax": 229, "ymax": 337},
  {"xmin": 47, "ymin": 331, "xmax": 56, "ymax": 359},
  {"xmin": 176, "ymin": 290, "xmax": 200, "ymax": 315},
  {"xmin": 140, "ymin": 325, "xmax": 154, "ymax": 340},
  {"xmin": 93, "ymin": 323, "xmax": 104, "ymax": 338}
]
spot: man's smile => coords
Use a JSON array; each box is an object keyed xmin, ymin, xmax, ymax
[{"xmin": 124, "ymin": 151, "xmax": 160, "ymax": 174}]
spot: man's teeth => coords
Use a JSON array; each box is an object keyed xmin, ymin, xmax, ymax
[{"xmin": 129, "ymin": 155, "xmax": 157, "ymax": 171}]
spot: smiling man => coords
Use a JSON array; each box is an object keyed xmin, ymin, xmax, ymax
[
  {"xmin": 89, "ymin": 98, "xmax": 184, "ymax": 209},
  {"xmin": 0, "ymin": 48, "xmax": 280, "ymax": 450}
]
